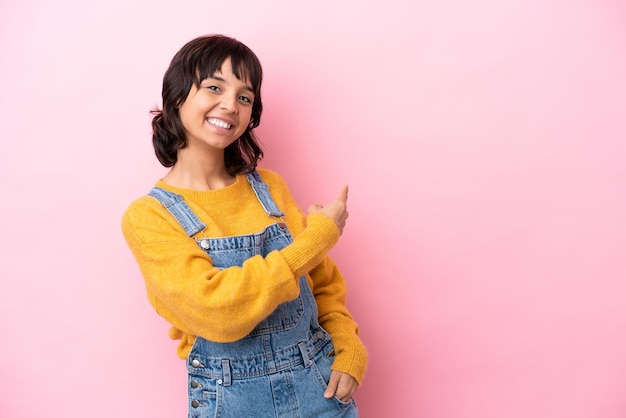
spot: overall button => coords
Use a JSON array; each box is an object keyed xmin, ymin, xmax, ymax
[
  {"xmin": 191, "ymin": 400, "xmax": 201, "ymax": 408},
  {"xmin": 315, "ymin": 330, "xmax": 325, "ymax": 341},
  {"xmin": 217, "ymin": 379, "xmax": 223, "ymax": 385},
  {"xmin": 190, "ymin": 380, "xmax": 200, "ymax": 389},
  {"xmin": 191, "ymin": 359, "xmax": 204, "ymax": 368}
]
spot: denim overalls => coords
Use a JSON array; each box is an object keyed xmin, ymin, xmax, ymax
[{"xmin": 149, "ymin": 171, "xmax": 358, "ymax": 418}]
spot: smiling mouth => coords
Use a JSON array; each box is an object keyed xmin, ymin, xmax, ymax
[{"xmin": 207, "ymin": 117, "xmax": 232, "ymax": 130}]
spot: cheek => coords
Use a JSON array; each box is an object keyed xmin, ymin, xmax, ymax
[
  {"xmin": 178, "ymin": 100, "xmax": 195, "ymax": 123},
  {"xmin": 178, "ymin": 109, "xmax": 193, "ymax": 132},
  {"xmin": 247, "ymin": 107, "xmax": 255, "ymax": 124},
  {"xmin": 240, "ymin": 108, "xmax": 253, "ymax": 128},
  {"xmin": 235, "ymin": 123, "xmax": 249, "ymax": 138}
]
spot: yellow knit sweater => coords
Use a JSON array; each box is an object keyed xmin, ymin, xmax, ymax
[{"xmin": 121, "ymin": 168, "xmax": 367, "ymax": 384}]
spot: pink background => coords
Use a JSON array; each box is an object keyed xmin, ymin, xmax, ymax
[{"xmin": 1, "ymin": 0, "xmax": 625, "ymax": 417}]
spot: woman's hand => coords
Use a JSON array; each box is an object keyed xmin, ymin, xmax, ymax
[
  {"xmin": 324, "ymin": 370, "xmax": 359, "ymax": 402},
  {"xmin": 308, "ymin": 186, "xmax": 349, "ymax": 235}
]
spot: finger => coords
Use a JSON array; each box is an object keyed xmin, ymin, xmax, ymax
[
  {"xmin": 308, "ymin": 203, "xmax": 322, "ymax": 213},
  {"xmin": 334, "ymin": 375, "xmax": 355, "ymax": 402},
  {"xmin": 336, "ymin": 389, "xmax": 351, "ymax": 403},
  {"xmin": 336, "ymin": 185, "xmax": 349, "ymax": 204},
  {"xmin": 324, "ymin": 372, "xmax": 340, "ymax": 398}
]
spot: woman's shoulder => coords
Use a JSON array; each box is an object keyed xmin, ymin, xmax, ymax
[
  {"xmin": 121, "ymin": 191, "xmax": 174, "ymax": 238},
  {"xmin": 255, "ymin": 167, "xmax": 286, "ymax": 184},
  {"xmin": 255, "ymin": 167, "xmax": 294, "ymax": 192},
  {"xmin": 124, "ymin": 192, "xmax": 165, "ymax": 217},
  {"xmin": 253, "ymin": 167, "xmax": 305, "ymax": 218}
]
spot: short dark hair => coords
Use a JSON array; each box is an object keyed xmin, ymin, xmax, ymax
[{"xmin": 151, "ymin": 35, "xmax": 264, "ymax": 174}]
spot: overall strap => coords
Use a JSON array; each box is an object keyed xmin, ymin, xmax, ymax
[
  {"xmin": 147, "ymin": 187, "xmax": 206, "ymax": 237},
  {"xmin": 246, "ymin": 170, "xmax": 286, "ymax": 218}
]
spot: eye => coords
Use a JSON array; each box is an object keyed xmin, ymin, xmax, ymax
[
  {"xmin": 238, "ymin": 95, "xmax": 253, "ymax": 104},
  {"xmin": 206, "ymin": 85, "xmax": 220, "ymax": 92}
]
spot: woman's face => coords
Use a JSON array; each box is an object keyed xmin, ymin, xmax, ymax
[{"xmin": 178, "ymin": 57, "xmax": 255, "ymax": 154}]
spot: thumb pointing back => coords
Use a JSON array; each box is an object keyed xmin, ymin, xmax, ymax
[{"xmin": 337, "ymin": 185, "xmax": 349, "ymax": 204}]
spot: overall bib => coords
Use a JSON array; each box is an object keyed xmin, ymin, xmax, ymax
[{"xmin": 149, "ymin": 171, "xmax": 359, "ymax": 418}]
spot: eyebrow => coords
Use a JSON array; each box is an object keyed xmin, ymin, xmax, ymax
[{"xmin": 208, "ymin": 75, "xmax": 254, "ymax": 93}]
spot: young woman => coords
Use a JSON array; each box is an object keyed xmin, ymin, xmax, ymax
[{"xmin": 122, "ymin": 34, "xmax": 367, "ymax": 417}]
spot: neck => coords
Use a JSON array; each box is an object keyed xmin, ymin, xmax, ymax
[{"xmin": 163, "ymin": 147, "xmax": 235, "ymax": 191}]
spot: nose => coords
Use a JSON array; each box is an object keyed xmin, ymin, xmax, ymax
[{"xmin": 220, "ymin": 93, "xmax": 238, "ymax": 113}]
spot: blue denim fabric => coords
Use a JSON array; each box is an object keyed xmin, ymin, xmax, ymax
[
  {"xmin": 148, "ymin": 187, "xmax": 206, "ymax": 236},
  {"xmin": 149, "ymin": 171, "xmax": 358, "ymax": 418}
]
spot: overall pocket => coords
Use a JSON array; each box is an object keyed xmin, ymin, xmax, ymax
[{"xmin": 309, "ymin": 342, "xmax": 357, "ymax": 409}]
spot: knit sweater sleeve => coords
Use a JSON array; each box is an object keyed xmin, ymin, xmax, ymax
[
  {"xmin": 121, "ymin": 196, "xmax": 339, "ymax": 343},
  {"xmin": 257, "ymin": 170, "xmax": 368, "ymax": 385},
  {"xmin": 309, "ymin": 256, "xmax": 368, "ymax": 385}
]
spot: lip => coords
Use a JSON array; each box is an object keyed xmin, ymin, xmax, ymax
[{"xmin": 206, "ymin": 116, "xmax": 235, "ymax": 130}]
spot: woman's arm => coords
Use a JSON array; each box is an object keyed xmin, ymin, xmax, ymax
[
  {"xmin": 309, "ymin": 256, "xmax": 368, "ymax": 386},
  {"xmin": 122, "ymin": 197, "xmax": 339, "ymax": 343}
]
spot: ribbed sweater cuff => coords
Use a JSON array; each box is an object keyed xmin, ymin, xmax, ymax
[
  {"xmin": 330, "ymin": 334, "xmax": 368, "ymax": 385},
  {"xmin": 281, "ymin": 213, "xmax": 339, "ymax": 278}
]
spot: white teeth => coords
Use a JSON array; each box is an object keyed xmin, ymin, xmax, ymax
[{"xmin": 207, "ymin": 118, "xmax": 232, "ymax": 129}]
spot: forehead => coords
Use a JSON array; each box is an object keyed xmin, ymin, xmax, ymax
[
  {"xmin": 212, "ymin": 58, "xmax": 251, "ymax": 81},
  {"xmin": 197, "ymin": 56, "xmax": 255, "ymax": 87}
]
